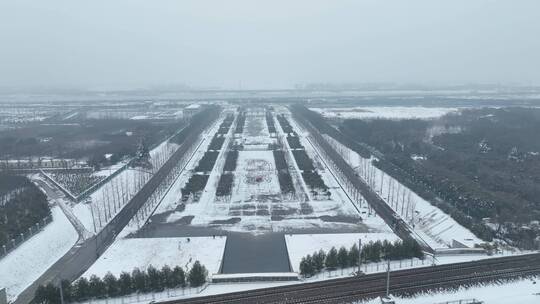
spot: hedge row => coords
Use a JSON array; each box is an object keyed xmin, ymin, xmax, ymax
[
  {"xmin": 299, "ymin": 239, "xmax": 424, "ymax": 277},
  {"xmin": 216, "ymin": 173, "xmax": 234, "ymax": 197},
  {"xmin": 34, "ymin": 262, "xmax": 207, "ymax": 304}
]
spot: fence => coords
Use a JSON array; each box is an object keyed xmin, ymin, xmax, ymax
[
  {"xmin": 71, "ymin": 284, "xmax": 209, "ymax": 304},
  {"xmin": 304, "ymin": 258, "xmax": 433, "ymax": 281},
  {"xmin": 40, "ymin": 162, "xmax": 131, "ymax": 203},
  {"xmin": 433, "ymin": 299, "xmax": 483, "ymax": 304},
  {"xmin": 0, "ymin": 215, "xmax": 53, "ymax": 260}
]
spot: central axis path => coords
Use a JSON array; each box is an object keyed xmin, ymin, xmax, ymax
[{"xmin": 220, "ymin": 232, "xmax": 292, "ymax": 274}]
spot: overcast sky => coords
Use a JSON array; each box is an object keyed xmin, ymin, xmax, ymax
[{"xmin": 1, "ymin": 0, "xmax": 539, "ymax": 90}]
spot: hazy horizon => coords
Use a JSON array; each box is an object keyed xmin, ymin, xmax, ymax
[{"xmin": 1, "ymin": 0, "xmax": 540, "ymax": 90}]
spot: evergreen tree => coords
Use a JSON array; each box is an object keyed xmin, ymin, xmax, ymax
[
  {"xmin": 147, "ymin": 265, "xmax": 163, "ymax": 292},
  {"xmin": 306, "ymin": 255, "xmax": 317, "ymax": 276},
  {"xmin": 172, "ymin": 266, "xmax": 186, "ymax": 288},
  {"xmin": 118, "ymin": 272, "xmax": 133, "ymax": 295},
  {"xmin": 34, "ymin": 284, "xmax": 60, "ymax": 304},
  {"xmin": 372, "ymin": 241, "xmax": 381, "ymax": 261},
  {"xmin": 103, "ymin": 272, "xmax": 119, "ymax": 297},
  {"xmin": 349, "ymin": 244, "xmax": 359, "ymax": 267},
  {"xmin": 382, "ymin": 240, "xmax": 393, "ymax": 259},
  {"xmin": 325, "ymin": 247, "xmax": 338, "ymax": 269},
  {"xmin": 74, "ymin": 277, "xmax": 90, "ymax": 300},
  {"xmin": 131, "ymin": 268, "xmax": 147, "ymax": 292},
  {"xmin": 132, "ymin": 138, "xmax": 152, "ymax": 169},
  {"xmin": 337, "ymin": 246, "xmax": 349, "ymax": 268},
  {"xmin": 299, "ymin": 257, "xmax": 310, "ymax": 277},
  {"xmin": 60, "ymin": 280, "xmax": 73, "ymax": 303},
  {"xmin": 161, "ymin": 265, "xmax": 176, "ymax": 289},
  {"xmin": 188, "ymin": 261, "xmax": 207, "ymax": 287},
  {"xmin": 88, "ymin": 275, "xmax": 106, "ymax": 298},
  {"xmin": 34, "ymin": 284, "xmax": 49, "ymax": 304},
  {"xmin": 312, "ymin": 250, "xmax": 326, "ymax": 272}
]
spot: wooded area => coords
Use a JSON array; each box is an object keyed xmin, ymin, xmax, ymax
[
  {"xmin": 340, "ymin": 108, "xmax": 540, "ymax": 248},
  {"xmin": 0, "ymin": 173, "xmax": 50, "ymax": 247}
]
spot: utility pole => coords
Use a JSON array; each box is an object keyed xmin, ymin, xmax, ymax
[
  {"xmin": 358, "ymin": 239, "xmax": 362, "ymax": 275},
  {"xmin": 89, "ymin": 199, "xmax": 97, "ymax": 234},
  {"xmin": 386, "ymin": 259, "xmax": 391, "ymax": 297},
  {"xmin": 59, "ymin": 280, "xmax": 65, "ymax": 304}
]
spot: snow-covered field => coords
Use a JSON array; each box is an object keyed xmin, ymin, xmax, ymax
[
  {"xmin": 285, "ymin": 233, "xmax": 399, "ymax": 272},
  {"xmin": 150, "ymin": 114, "xmax": 226, "ymax": 218},
  {"xmin": 71, "ymin": 140, "xmax": 179, "ymax": 233},
  {"xmin": 152, "ymin": 108, "xmax": 387, "ymax": 234},
  {"xmin": 243, "ymin": 112, "xmax": 273, "ymax": 145},
  {"xmin": 286, "ymin": 114, "xmax": 392, "ymax": 233},
  {"xmin": 230, "ymin": 150, "xmax": 281, "ymax": 202},
  {"xmin": 92, "ymin": 159, "xmax": 130, "ymax": 177},
  {"xmin": 324, "ymin": 135, "xmax": 481, "ymax": 250},
  {"xmin": 310, "ymin": 106, "xmax": 459, "ymax": 120},
  {"xmin": 82, "ymin": 236, "xmax": 227, "ymax": 279},
  {"xmin": 358, "ymin": 278, "xmax": 540, "ymax": 304},
  {"xmin": 0, "ymin": 206, "xmax": 78, "ymax": 302}
]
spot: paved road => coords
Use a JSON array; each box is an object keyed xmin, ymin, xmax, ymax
[
  {"xmin": 33, "ymin": 178, "xmax": 62, "ymax": 200},
  {"xmin": 220, "ymin": 233, "xmax": 291, "ymax": 274},
  {"xmin": 34, "ymin": 177, "xmax": 92, "ymax": 240}
]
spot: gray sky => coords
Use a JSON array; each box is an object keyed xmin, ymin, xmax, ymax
[{"xmin": 1, "ymin": 0, "xmax": 539, "ymax": 90}]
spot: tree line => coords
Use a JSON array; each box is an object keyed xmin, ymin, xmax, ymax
[
  {"xmin": 34, "ymin": 262, "xmax": 208, "ymax": 304},
  {"xmin": 0, "ymin": 174, "xmax": 50, "ymax": 247},
  {"xmin": 338, "ymin": 107, "xmax": 540, "ymax": 248},
  {"xmin": 299, "ymin": 239, "xmax": 423, "ymax": 277}
]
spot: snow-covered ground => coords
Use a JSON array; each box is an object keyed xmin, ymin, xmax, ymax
[
  {"xmin": 153, "ymin": 109, "xmax": 386, "ymax": 234},
  {"xmin": 77, "ymin": 252, "xmax": 538, "ymax": 304},
  {"xmin": 310, "ymin": 106, "xmax": 459, "ymax": 120},
  {"xmin": 92, "ymin": 159, "xmax": 130, "ymax": 177},
  {"xmin": 287, "ymin": 232, "xmax": 530, "ymax": 284},
  {"xmin": 151, "ymin": 114, "xmax": 226, "ymax": 218},
  {"xmin": 285, "ymin": 233, "xmax": 399, "ymax": 272},
  {"xmin": 358, "ymin": 278, "xmax": 540, "ymax": 304},
  {"xmin": 82, "ymin": 236, "xmax": 227, "ymax": 279},
  {"xmin": 0, "ymin": 206, "xmax": 78, "ymax": 302},
  {"xmin": 230, "ymin": 150, "xmax": 281, "ymax": 202},
  {"xmin": 71, "ymin": 140, "xmax": 180, "ymax": 233},
  {"xmin": 324, "ymin": 135, "xmax": 481, "ymax": 250},
  {"xmin": 287, "ymin": 114, "xmax": 392, "ymax": 233}
]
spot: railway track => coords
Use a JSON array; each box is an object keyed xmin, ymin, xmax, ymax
[{"xmin": 165, "ymin": 253, "xmax": 540, "ymax": 304}]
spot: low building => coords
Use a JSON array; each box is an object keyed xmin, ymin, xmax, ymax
[{"xmin": 183, "ymin": 104, "xmax": 201, "ymax": 120}]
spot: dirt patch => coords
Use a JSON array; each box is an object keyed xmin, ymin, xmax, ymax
[
  {"xmin": 174, "ymin": 215, "xmax": 194, "ymax": 225},
  {"xmin": 256, "ymin": 209, "xmax": 270, "ymax": 216},
  {"xmin": 175, "ymin": 203, "xmax": 186, "ymax": 212},
  {"xmin": 319, "ymin": 215, "xmax": 360, "ymax": 224},
  {"xmin": 299, "ymin": 202, "xmax": 314, "ymax": 215},
  {"xmin": 242, "ymin": 204, "xmax": 256, "ymax": 210},
  {"xmin": 271, "ymin": 206, "xmax": 298, "ymax": 216},
  {"xmin": 210, "ymin": 217, "xmax": 242, "ymax": 225}
]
